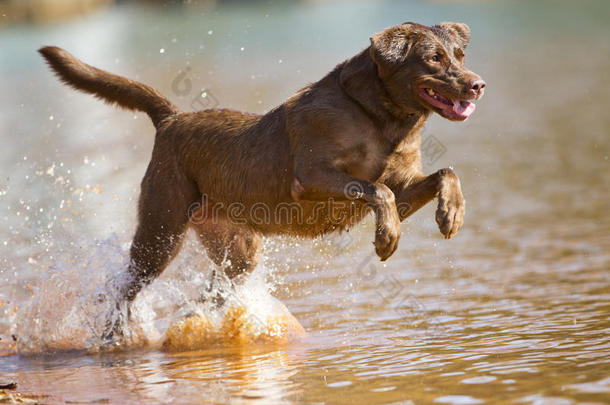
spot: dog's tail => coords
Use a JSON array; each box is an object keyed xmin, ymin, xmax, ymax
[{"xmin": 39, "ymin": 46, "xmax": 179, "ymax": 128}]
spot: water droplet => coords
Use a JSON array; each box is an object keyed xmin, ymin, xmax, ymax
[
  {"xmin": 159, "ymin": 48, "xmax": 165, "ymax": 54},
  {"xmin": 208, "ymin": 30, "xmax": 213, "ymax": 35}
]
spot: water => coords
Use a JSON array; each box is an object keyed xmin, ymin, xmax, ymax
[{"xmin": 1, "ymin": 0, "xmax": 609, "ymax": 403}]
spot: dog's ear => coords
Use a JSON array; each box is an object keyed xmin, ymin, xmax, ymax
[
  {"xmin": 435, "ymin": 22, "xmax": 471, "ymax": 48},
  {"xmin": 370, "ymin": 23, "xmax": 417, "ymax": 77}
]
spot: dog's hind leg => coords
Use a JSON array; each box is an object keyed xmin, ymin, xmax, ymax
[
  {"xmin": 122, "ymin": 169, "xmax": 201, "ymax": 301},
  {"xmin": 190, "ymin": 213, "xmax": 262, "ymax": 305},
  {"xmin": 101, "ymin": 155, "xmax": 200, "ymax": 344}
]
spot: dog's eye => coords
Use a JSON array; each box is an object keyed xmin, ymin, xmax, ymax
[{"xmin": 430, "ymin": 55, "xmax": 440, "ymax": 63}]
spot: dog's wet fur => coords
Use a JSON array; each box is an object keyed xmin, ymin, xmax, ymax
[{"xmin": 39, "ymin": 22, "xmax": 485, "ymax": 329}]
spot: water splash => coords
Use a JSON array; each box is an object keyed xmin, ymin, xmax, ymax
[
  {"xmin": 16, "ymin": 235, "xmax": 132, "ymax": 353},
  {"xmin": 162, "ymin": 279, "xmax": 306, "ymax": 351},
  {"xmin": 14, "ymin": 233, "xmax": 304, "ymax": 355}
]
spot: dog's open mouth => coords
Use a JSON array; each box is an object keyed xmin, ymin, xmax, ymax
[{"xmin": 417, "ymin": 86, "xmax": 475, "ymax": 121}]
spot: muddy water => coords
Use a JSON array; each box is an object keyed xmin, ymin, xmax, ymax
[{"xmin": 1, "ymin": 0, "xmax": 609, "ymax": 403}]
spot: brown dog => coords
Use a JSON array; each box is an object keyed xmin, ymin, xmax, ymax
[{"xmin": 39, "ymin": 21, "xmax": 485, "ymax": 339}]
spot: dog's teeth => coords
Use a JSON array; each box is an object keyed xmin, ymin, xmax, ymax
[{"xmin": 426, "ymin": 89, "xmax": 435, "ymax": 96}]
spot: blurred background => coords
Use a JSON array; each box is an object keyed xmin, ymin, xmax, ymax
[{"xmin": 0, "ymin": 0, "xmax": 609, "ymax": 404}]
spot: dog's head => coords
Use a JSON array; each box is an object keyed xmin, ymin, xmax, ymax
[{"xmin": 370, "ymin": 22, "xmax": 485, "ymax": 121}]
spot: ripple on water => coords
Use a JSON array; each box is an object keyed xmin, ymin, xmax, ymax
[
  {"xmin": 434, "ymin": 395, "xmax": 484, "ymax": 404},
  {"xmin": 460, "ymin": 376, "xmax": 497, "ymax": 384},
  {"xmin": 568, "ymin": 377, "xmax": 610, "ymax": 394}
]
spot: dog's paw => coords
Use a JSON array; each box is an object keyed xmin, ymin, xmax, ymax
[
  {"xmin": 99, "ymin": 300, "xmax": 130, "ymax": 348},
  {"xmin": 435, "ymin": 173, "xmax": 465, "ymax": 239},
  {"xmin": 374, "ymin": 224, "xmax": 400, "ymax": 261},
  {"xmin": 374, "ymin": 209, "xmax": 401, "ymax": 261},
  {"xmin": 370, "ymin": 184, "xmax": 401, "ymax": 261}
]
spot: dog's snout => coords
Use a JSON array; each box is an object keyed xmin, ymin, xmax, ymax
[{"xmin": 467, "ymin": 78, "xmax": 486, "ymax": 98}]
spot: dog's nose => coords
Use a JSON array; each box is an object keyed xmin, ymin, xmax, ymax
[
  {"xmin": 467, "ymin": 78, "xmax": 486, "ymax": 98},
  {"xmin": 471, "ymin": 79, "xmax": 486, "ymax": 91}
]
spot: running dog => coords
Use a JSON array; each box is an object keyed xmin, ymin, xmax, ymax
[{"xmin": 39, "ymin": 21, "xmax": 485, "ymax": 340}]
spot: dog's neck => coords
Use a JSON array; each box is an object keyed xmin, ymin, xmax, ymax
[{"xmin": 339, "ymin": 48, "xmax": 426, "ymax": 128}]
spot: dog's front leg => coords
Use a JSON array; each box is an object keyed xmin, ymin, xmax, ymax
[
  {"xmin": 292, "ymin": 166, "xmax": 401, "ymax": 260},
  {"xmin": 395, "ymin": 168, "xmax": 465, "ymax": 239}
]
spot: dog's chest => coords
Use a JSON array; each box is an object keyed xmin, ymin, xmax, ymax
[{"xmin": 334, "ymin": 133, "xmax": 402, "ymax": 182}]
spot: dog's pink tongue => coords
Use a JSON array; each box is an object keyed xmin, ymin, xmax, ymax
[{"xmin": 453, "ymin": 100, "xmax": 476, "ymax": 118}]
